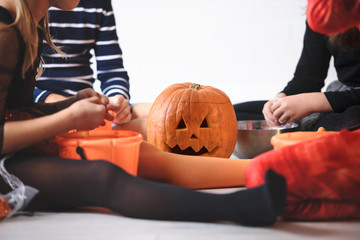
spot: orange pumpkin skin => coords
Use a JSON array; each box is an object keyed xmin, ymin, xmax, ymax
[{"xmin": 147, "ymin": 82, "xmax": 237, "ymax": 158}]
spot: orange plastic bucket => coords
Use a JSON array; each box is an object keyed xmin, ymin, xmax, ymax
[
  {"xmin": 271, "ymin": 128, "xmax": 337, "ymax": 150},
  {"xmin": 56, "ymin": 130, "xmax": 143, "ymax": 176}
]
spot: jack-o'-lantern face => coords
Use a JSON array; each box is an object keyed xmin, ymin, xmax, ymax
[
  {"xmin": 147, "ymin": 82, "xmax": 237, "ymax": 158},
  {"xmin": 165, "ymin": 103, "xmax": 220, "ymax": 155},
  {"xmin": 169, "ymin": 115, "xmax": 212, "ymax": 155}
]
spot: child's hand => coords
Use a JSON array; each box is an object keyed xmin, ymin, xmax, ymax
[
  {"xmin": 69, "ymin": 96, "xmax": 113, "ymax": 131},
  {"xmin": 269, "ymin": 93, "xmax": 331, "ymax": 125},
  {"xmin": 75, "ymin": 88, "xmax": 108, "ymax": 106},
  {"xmin": 263, "ymin": 99, "xmax": 281, "ymax": 126},
  {"xmin": 263, "ymin": 93, "xmax": 286, "ymax": 126},
  {"xmin": 107, "ymin": 95, "xmax": 132, "ymax": 125},
  {"xmin": 270, "ymin": 95, "xmax": 305, "ymax": 125}
]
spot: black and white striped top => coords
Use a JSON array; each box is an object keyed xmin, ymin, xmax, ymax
[{"xmin": 34, "ymin": 0, "xmax": 130, "ymax": 102}]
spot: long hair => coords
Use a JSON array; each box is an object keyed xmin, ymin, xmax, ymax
[
  {"xmin": 328, "ymin": 27, "xmax": 360, "ymax": 51},
  {"xmin": 10, "ymin": 0, "xmax": 63, "ymax": 77}
]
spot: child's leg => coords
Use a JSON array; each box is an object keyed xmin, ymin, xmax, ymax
[
  {"xmin": 112, "ymin": 117, "xmax": 148, "ymax": 139},
  {"xmin": 138, "ymin": 141, "xmax": 252, "ymax": 189},
  {"xmin": 233, "ymin": 101, "xmax": 267, "ymax": 120},
  {"xmin": 1, "ymin": 154, "xmax": 286, "ymax": 226},
  {"xmin": 313, "ymin": 105, "xmax": 360, "ymax": 131},
  {"xmin": 130, "ymin": 103, "xmax": 152, "ymax": 119},
  {"xmin": 112, "ymin": 113, "xmax": 251, "ymax": 189}
]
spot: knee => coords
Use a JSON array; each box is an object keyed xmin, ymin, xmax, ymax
[
  {"xmin": 344, "ymin": 105, "xmax": 360, "ymax": 116},
  {"xmin": 342, "ymin": 106, "xmax": 360, "ymax": 130},
  {"xmin": 85, "ymin": 160, "xmax": 129, "ymax": 186}
]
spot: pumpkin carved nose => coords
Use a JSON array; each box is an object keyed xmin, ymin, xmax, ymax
[{"xmin": 190, "ymin": 134, "xmax": 199, "ymax": 139}]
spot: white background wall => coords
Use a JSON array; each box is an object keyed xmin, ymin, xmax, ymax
[{"xmin": 110, "ymin": 0, "xmax": 337, "ymax": 104}]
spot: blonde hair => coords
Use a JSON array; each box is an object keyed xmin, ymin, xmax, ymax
[{"xmin": 10, "ymin": 0, "xmax": 63, "ymax": 77}]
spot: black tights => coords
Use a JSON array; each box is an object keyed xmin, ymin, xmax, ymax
[
  {"xmin": 233, "ymin": 101, "xmax": 266, "ymax": 121},
  {"xmin": 0, "ymin": 154, "xmax": 286, "ymax": 226},
  {"xmin": 313, "ymin": 106, "xmax": 360, "ymax": 131}
]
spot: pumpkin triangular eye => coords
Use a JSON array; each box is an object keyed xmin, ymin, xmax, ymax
[
  {"xmin": 200, "ymin": 118, "xmax": 208, "ymax": 128},
  {"xmin": 177, "ymin": 118, "xmax": 187, "ymax": 129}
]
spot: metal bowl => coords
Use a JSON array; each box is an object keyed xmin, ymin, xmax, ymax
[{"xmin": 233, "ymin": 120, "xmax": 298, "ymax": 159}]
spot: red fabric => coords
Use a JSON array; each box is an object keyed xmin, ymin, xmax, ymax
[
  {"xmin": 245, "ymin": 129, "xmax": 360, "ymax": 220},
  {"xmin": 307, "ymin": 0, "xmax": 360, "ymax": 34}
]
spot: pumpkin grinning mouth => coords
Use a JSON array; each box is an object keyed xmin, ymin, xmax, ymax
[{"xmin": 170, "ymin": 145, "xmax": 209, "ymax": 155}]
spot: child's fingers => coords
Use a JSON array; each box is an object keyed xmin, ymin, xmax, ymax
[
  {"xmin": 105, "ymin": 111, "xmax": 115, "ymax": 121},
  {"xmin": 106, "ymin": 103, "xmax": 121, "ymax": 112},
  {"xmin": 99, "ymin": 94, "xmax": 109, "ymax": 105},
  {"xmin": 114, "ymin": 111, "xmax": 132, "ymax": 125}
]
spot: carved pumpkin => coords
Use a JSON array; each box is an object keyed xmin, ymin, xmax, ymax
[{"xmin": 147, "ymin": 82, "xmax": 237, "ymax": 158}]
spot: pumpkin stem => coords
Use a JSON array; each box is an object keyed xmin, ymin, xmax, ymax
[{"xmin": 189, "ymin": 83, "xmax": 201, "ymax": 90}]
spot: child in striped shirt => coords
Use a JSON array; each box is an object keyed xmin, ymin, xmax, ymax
[{"xmin": 34, "ymin": 0, "xmax": 142, "ymax": 125}]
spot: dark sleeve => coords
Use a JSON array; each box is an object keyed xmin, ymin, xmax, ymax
[
  {"xmin": 0, "ymin": 25, "xmax": 19, "ymax": 153},
  {"xmin": 325, "ymin": 88, "xmax": 360, "ymax": 112},
  {"xmin": 0, "ymin": 121, "xmax": 3, "ymax": 153},
  {"xmin": 281, "ymin": 21, "xmax": 332, "ymax": 95}
]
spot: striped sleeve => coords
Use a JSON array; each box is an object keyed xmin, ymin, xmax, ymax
[{"xmin": 95, "ymin": 1, "xmax": 130, "ymax": 100}]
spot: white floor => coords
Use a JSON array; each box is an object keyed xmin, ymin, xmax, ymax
[
  {"xmin": 1, "ymin": 187, "xmax": 360, "ymax": 240},
  {"xmin": 1, "ymin": 211, "xmax": 360, "ymax": 240}
]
